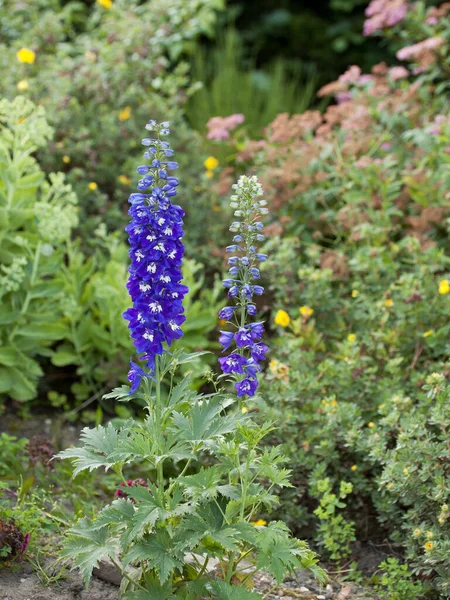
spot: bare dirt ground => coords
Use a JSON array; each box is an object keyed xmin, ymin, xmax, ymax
[{"xmin": 0, "ymin": 565, "xmax": 380, "ymax": 600}]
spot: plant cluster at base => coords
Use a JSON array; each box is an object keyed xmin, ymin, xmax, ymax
[
  {"xmin": 58, "ymin": 123, "xmax": 324, "ymax": 599},
  {"xmin": 219, "ymin": 176, "xmax": 269, "ymax": 398},
  {"xmin": 123, "ymin": 120, "xmax": 187, "ymax": 391}
]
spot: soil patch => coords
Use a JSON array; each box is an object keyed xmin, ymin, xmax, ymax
[{"xmin": 0, "ymin": 566, "xmax": 380, "ymax": 600}]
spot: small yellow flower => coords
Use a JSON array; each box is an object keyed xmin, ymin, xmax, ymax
[
  {"xmin": 423, "ymin": 329, "xmax": 434, "ymax": 337},
  {"xmin": 439, "ymin": 279, "xmax": 450, "ymax": 295},
  {"xmin": 252, "ymin": 519, "xmax": 267, "ymax": 527},
  {"xmin": 241, "ymin": 407, "xmax": 248, "ymax": 414},
  {"xmin": 413, "ymin": 528, "xmax": 422, "ymax": 537},
  {"xmin": 205, "ymin": 170, "xmax": 214, "ymax": 178},
  {"xmin": 387, "ymin": 482, "xmax": 393, "ymax": 489},
  {"xmin": 351, "ymin": 465, "xmax": 358, "ymax": 472},
  {"xmin": 16, "ymin": 48, "xmax": 36, "ymax": 64},
  {"xmin": 118, "ymin": 106, "xmax": 131, "ymax": 121},
  {"xmin": 299, "ymin": 305, "xmax": 314, "ymax": 318},
  {"xmin": 426, "ymin": 531, "xmax": 433, "ymax": 539},
  {"xmin": 274, "ymin": 310, "xmax": 290, "ymax": 328},
  {"xmin": 368, "ymin": 422, "xmax": 375, "ymax": 428},
  {"xmin": 118, "ymin": 174, "xmax": 131, "ymax": 185},
  {"xmin": 385, "ymin": 298, "xmax": 394, "ymax": 308},
  {"xmin": 403, "ymin": 468, "xmax": 409, "ymax": 475},
  {"xmin": 62, "ymin": 155, "xmax": 71, "ymax": 164},
  {"xmin": 442, "ymin": 504, "xmax": 448, "ymax": 512},
  {"xmin": 204, "ymin": 156, "xmax": 219, "ymax": 171},
  {"xmin": 17, "ymin": 80, "xmax": 29, "ymax": 91},
  {"xmin": 438, "ymin": 516, "xmax": 445, "ymax": 525},
  {"xmin": 96, "ymin": 0, "xmax": 112, "ymax": 8},
  {"xmin": 347, "ymin": 333, "xmax": 356, "ymax": 342},
  {"xmin": 424, "ymin": 541, "xmax": 434, "ymax": 551},
  {"xmin": 351, "ymin": 289, "xmax": 359, "ymax": 298},
  {"xmin": 88, "ymin": 182, "xmax": 98, "ymax": 191},
  {"xmin": 218, "ymin": 319, "xmax": 227, "ymax": 327}
]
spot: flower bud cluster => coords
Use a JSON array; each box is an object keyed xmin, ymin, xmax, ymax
[
  {"xmin": 123, "ymin": 121, "xmax": 187, "ymax": 392},
  {"xmin": 218, "ymin": 176, "xmax": 269, "ymax": 398}
]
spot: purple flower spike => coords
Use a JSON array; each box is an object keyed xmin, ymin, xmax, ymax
[
  {"xmin": 217, "ymin": 176, "xmax": 269, "ymax": 398},
  {"xmin": 123, "ymin": 121, "xmax": 187, "ymax": 390}
]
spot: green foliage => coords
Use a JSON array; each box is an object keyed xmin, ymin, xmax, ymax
[
  {"xmin": 0, "ymin": 96, "xmax": 76, "ymax": 401},
  {"xmin": 310, "ymin": 474, "xmax": 356, "ymax": 561},
  {"xmin": 59, "ymin": 351, "xmax": 325, "ymax": 597},
  {"xmin": 0, "ymin": 0, "xmax": 225, "ymax": 242},
  {"xmin": 185, "ymin": 28, "xmax": 318, "ymax": 137},
  {"xmin": 374, "ymin": 558, "xmax": 425, "ymax": 600},
  {"xmin": 208, "ymin": 4, "xmax": 450, "ymax": 594}
]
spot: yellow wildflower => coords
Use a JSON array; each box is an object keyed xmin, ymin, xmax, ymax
[
  {"xmin": 423, "ymin": 330, "xmax": 434, "ymax": 337},
  {"xmin": 17, "ymin": 80, "xmax": 29, "ymax": 91},
  {"xmin": 204, "ymin": 156, "xmax": 219, "ymax": 171},
  {"xmin": 118, "ymin": 106, "xmax": 131, "ymax": 121},
  {"xmin": 413, "ymin": 528, "xmax": 422, "ymax": 537},
  {"xmin": 351, "ymin": 289, "xmax": 359, "ymax": 298},
  {"xmin": 96, "ymin": 0, "xmax": 112, "ymax": 8},
  {"xmin": 252, "ymin": 519, "xmax": 267, "ymax": 527},
  {"xmin": 351, "ymin": 465, "xmax": 358, "ymax": 472},
  {"xmin": 424, "ymin": 541, "xmax": 434, "ymax": 551},
  {"xmin": 368, "ymin": 422, "xmax": 375, "ymax": 428},
  {"xmin": 118, "ymin": 174, "xmax": 131, "ymax": 185},
  {"xmin": 88, "ymin": 182, "xmax": 98, "ymax": 191},
  {"xmin": 439, "ymin": 517, "xmax": 445, "ymax": 525},
  {"xmin": 426, "ymin": 531, "xmax": 433, "ymax": 539},
  {"xmin": 205, "ymin": 170, "xmax": 214, "ymax": 178},
  {"xmin": 62, "ymin": 155, "xmax": 71, "ymax": 164},
  {"xmin": 385, "ymin": 298, "xmax": 394, "ymax": 308},
  {"xmin": 299, "ymin": 305, "xmax": 314, "ymax": 318},
  {"xmin": 403, "ymin": 468, "xmax": 409, "ymax": 475},
  {"xmin": 16, "ymin": 48, "xmax": 36, "ymax": 64},
  {"xmin": 241, "ymin": 407, "xmax": 248, "ymax": 414},
  {"xmin": 387, "ymin": 482, "xmax": 393, "ymax": 489},
  {"xmin": 439, "ymin": 279, "xmax": 450, "ymax": 295},
  {"xmin": 274, "ymin": 310, "xmax": 290, "ymax": 327},
  {"xmin": 347, "ymin": 333, "xmax": 356, "ymax": 342}
]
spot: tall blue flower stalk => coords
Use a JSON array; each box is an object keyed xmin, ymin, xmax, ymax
[
  {"xmin": 218, "ymin": 175, "xmax": 269, "ymax": 398},
  {"xmin": 123, "ymin": 120, "xmax": 187, "ymax": 393}
]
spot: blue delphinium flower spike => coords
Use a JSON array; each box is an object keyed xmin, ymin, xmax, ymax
[
  {"xmin": 123, "ymin": 120, "xmax": 188, "ymax": 391},
  {"xmin": 218, "ymin": 176, "xmax": 269, "ymax": 398}
]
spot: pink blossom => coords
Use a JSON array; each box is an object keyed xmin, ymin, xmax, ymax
[
  {"xmin": 207, "ymin": 114, "xmax": 245, "ymax": 141},
  {"xmin": 388, "ymin": 66, "xmax": 409, "ymax": 80},
  {"xmin": 363, "ymin": 0, "xmax": 408, "ymax": 36},
  {"xmin": 381, "ymin": 142, "xmax": 392, "ymax": 150},
  {"xmin": 339, "ymin": 65, "xmax": 362, "ymax": 84},
  {"xmin": 396, "ymin": 37, "xmax": 445, "ymax": 61}
]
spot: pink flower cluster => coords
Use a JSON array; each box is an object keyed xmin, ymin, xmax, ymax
[
  {"xmin": 396, "ymin": 37, "xmax": 445, "ymax": 61},
  {"xmin": 207, "ymin": 114, "xmax": 245, "ymax": 141},
  {"xmin": 363, "ymin": 0, "xmax": 408, "ymax": 36}
]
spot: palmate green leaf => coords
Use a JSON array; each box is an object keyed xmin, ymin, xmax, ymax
[
  {"xmin": 123, "ymin": 530, "xmax": 183, "ymax": 583},
  {"xmin": 61, "ymin": 518, "xmax": 118, "ymax": 585},
  {"xmin": 171, "ymin": 397, "xmax": 235, "ymax": 445},
  {"xmin": 181, "ymin": 468, "xmax": 221, "ymax": 501},
  {"xmin": 254, "ymin": 521, "xmax": 306, "ymax": 584},
  {"xmin": 206, "ymin": 581, "xmax": 261, "ymax": 600},
  {"xmin": 57, "ymin": 422, "xmax": 129, "ymax": 476},
  {"xmin": 166, "ymin": 375, "xmax": 197, "ymax": 409}
]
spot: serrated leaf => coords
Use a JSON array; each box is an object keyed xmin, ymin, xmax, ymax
[
  {"xmin": 206, "ymin": 581, "xmax": 261, "ymax": 600},
  {"xmin": 181, "ymin": 468, "xmax": 221, "ymax": 501},
  {"xmin": 61, "ymin": 518, "xmax": 118, "ymax": 585},
  {"xmin": 123, "ymin": 530, "xmax": 183, "ymax": 583},
  {"xmin": 57, "ymin": 422, "xmax": 128, "ymax": 476}
]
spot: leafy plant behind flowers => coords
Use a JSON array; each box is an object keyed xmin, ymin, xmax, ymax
[{"xmin": 58, "ymin": 121, "xmax": 324, "ymax": 598}]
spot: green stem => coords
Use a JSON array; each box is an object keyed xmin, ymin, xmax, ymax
[
  {"xmin": 110, "ymin": 558, "xmax": 147, "ymax": 592},
  {"xmin": 155, "ymin": 356, "xmax": 165, "ymax": 502}
]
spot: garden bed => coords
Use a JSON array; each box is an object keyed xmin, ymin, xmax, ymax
[{"xmin": 0, "ymin": 566, "xmax": 380, "ymax": 600}]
